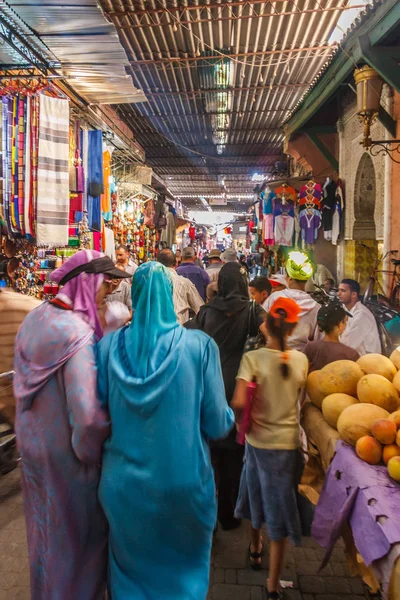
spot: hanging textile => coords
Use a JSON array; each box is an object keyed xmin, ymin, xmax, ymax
[
  {"xmin": 332, "ymin": 180, "xmax": 344, "ymax": 246},
  {"xmin": 322, "ymin": 178, "xmax": 336, "ymax": 241},
  {"xmin": 101, "ymin": 149, "xmax": 112, "ymax": 221},
  {"xmin": 30, "ymin": 94, "xmax": 40, "ymax": 237},
  {"xmin": 87, "ymin": 130, "xmax": 103, "ymax": 232},
  {"xmin": 36, "ymin": 94, "xmax": 70, "ymax": 246},
  {"xmin": 17, "ymin": 95, "xmax": 25, "ymax": 235},
  {"xmin": 274, "ymin": 214, "xmax": 295, "ymax": 247},
  {"xmin": 300, "ymin": 209, "xmax": 321, "ymax": 245},
  {"xmin": 24, "ymin": 96, "xmax": 31, "ymax": 235}
]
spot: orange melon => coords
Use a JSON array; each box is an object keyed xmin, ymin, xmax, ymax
[
  {"xmin": 321, "ymin": 393, "xmax": 358, "ymax": 429},
  {"xmin": 337, "ymin": 403, "xmax": 390, "ymax": 446},
  {"xmin": 390, "ymin": 348, "xmax": 400, "ymax": 370},
  {"xmin": 388, "ymin": 456, "xmax": 400, "ymax": 482},
  {"xmin": 356, "ymin": 436, "xmax": 382, "ymax": 465},
  {"xmin": 357, "ymin": 354, "xmax": 397, "ymax": 382},
  {"xmin": 392, "ymin": 370, "xmax": 400, "ymax": 394},
  {"xmin": 388, "ymin": 411, "xmax": 400, "ymax": 429},
  {"xmin": 357, "ymin": 374, "xmax": 400, "ymax": 413},
  {"xmin": 383, "ymin": 444, "xmax": 400, "ymax": 465},
  {"xmin": 370, "ymin": 419, "xmax": 397, "ymax": 444},
  {"xmin": 306, "ymin": 370, "xmax": 325, "ymax": 410},
  {"xmin": 318, "ymin": 360, "xmax": 364, "ymax": 398}
]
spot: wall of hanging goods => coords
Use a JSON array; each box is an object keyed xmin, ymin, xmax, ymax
[
  {"xmin": 248, "ymin": 177, "xmax": 345, "ymax": 252},
  {"xmin": 0, "ymin": 76, "xmax": 167, "ymax": 299}
]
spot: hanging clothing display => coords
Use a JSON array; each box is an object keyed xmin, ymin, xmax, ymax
[
  {"xmin": 87, "ymin": 130, "xmax": 103, "ymax": 233},
  {"xmin": 274, "ymin": 214, "xmax": 295, "ymax": 246},
  {"xmin": 300, "ymin": 210, "xmax": 321, "ymax": 245},
  {"xmin": 322, "ymin": 178, "xmax": 337, "ymax": 241},
  {"xmin": 332, "ymin": 179, "xmax": 344, "ymax": 246},
  {"xmin": 36, "ymin": 95, "xmax": 69, "ymax": 246},
  {"xmin": 261, "ymin": 189, "xmax": 275, "ymax": 245}
]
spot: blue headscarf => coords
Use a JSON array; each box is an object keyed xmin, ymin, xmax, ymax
[{"xmin": 118, "ymin": 261, "xmax": 183, "ymax": 380}]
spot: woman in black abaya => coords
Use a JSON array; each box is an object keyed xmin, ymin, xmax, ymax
[{"xmin": 186, "ymin": 262, "xmax": 265, "ymax": 529}]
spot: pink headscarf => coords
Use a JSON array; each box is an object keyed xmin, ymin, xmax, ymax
[{"xmin": 51, "ymin": 249, "xmax": 105, "ymax": 339}]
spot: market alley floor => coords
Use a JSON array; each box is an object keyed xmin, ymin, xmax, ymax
[{"xmin": 0, "ymin": 468, "xmax": 379, "ymax": 600}]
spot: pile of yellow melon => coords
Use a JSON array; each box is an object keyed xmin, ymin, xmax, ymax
[{"xmin": 306, "ymin": 350, "xmax": 400, "ymax": 481}]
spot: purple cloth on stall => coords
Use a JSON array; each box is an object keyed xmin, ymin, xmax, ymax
[
  {"xmin": 312, "ymin": 441, "xmax": 400, "ymax": 569},
  {"xmin": 300, "ymin": 212, "xmax": 321, "ymax": 244}
]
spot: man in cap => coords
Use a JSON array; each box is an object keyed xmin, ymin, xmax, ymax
[
  {"xmin": 221, "ymin": 248, "xmax": 238, "ymax": 263},
  {"xmin": 263, "ymin": 251, "xmax": 321, "ymax": 351},
  {"xmin": 269, "ymin": 273, "xmax": 289, "ymax": 293},
  {"xmin": 206, "ymin": 249, "xmax": 223, "ymax": 283},
  {"xmin": 176, "ymin": 246, "xmax": 210, "ymax": 302}
]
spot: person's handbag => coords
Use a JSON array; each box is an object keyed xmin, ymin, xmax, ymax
[
  {"xmin": 244, "ymin": 301, "xmax": 265, "ymax": 353},
  {"xmin": 236, "ymin": 379, "xmax": 257, "ymax": 445}
]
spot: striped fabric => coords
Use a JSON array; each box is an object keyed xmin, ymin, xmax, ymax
[{"xmin": 36, "ymin": 94, "xmax": 70, "ymax": 245}]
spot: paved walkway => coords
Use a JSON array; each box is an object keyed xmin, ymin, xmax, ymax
[{"xmin": 0, "ymin": 468, "xmax": 380, "ymax": 600}]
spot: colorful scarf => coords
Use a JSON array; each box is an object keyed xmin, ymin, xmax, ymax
[
  {"xmin": 50, "ymin": 249, "xmax": 105, "ymax": 340},
  {"xmin": 36, "ymin": 94, "xmax": 69, "ymax": 245}
]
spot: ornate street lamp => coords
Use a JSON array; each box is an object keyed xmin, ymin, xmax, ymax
[{"xmin": 354, "ymin": 65, "xmax": 400, "ymax": 163}]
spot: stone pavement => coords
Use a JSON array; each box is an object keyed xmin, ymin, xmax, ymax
[{"xmin": 0, "ymin": 467, "xmax": 380, "ymax": 600}]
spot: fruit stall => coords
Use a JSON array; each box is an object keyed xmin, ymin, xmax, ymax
[{"xmin": 301, "ymin": 352, "xmax": 400, "ymax": 599}]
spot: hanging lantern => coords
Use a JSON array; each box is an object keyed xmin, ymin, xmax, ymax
[{"xmin": 354, "ymin": 65, "xmax": 384, "ymax": 148}]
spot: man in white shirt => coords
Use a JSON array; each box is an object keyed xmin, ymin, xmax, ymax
[
  {"xmin": 116, "ymin": 245, "xmax": 137, "ymax": 276},
  {"xmin": 338, "ymin": 279, "xmax": 381, "ymax": 355},
  {"xmin": 263, "ymin": 251, "xmax": 321, "ymax": 351},
  {"xmin": 157, "ymin": 249, "xmax": 204, "ymax": 325}
]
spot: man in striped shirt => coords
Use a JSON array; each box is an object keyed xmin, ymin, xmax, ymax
[{"xmin": 157, "ymin": 249, "xmax": 203, "ymax": 325}]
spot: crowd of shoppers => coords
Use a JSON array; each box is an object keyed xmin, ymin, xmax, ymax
[{"xmin": 9, "ymin": 242, "xmax": 385, "ymax": 600}]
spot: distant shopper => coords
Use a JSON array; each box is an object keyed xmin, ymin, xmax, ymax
[
  {"xmin": 305, "ymin": 251, "xmax": 335, "ymax": 293},
  {"xmin": 157, "ymin": 249, "xmax": 203, "ymax": 324},
  {"xmin": 269, "ymin": 273, "xmax": 289, "ymax": 292},
  {"xmin": 239, "ymin": 255, "xmax": 250, "ymax": 274},
  {"xmin": 221, "ymin": 248, "xmax": 238, "ymax": 263},
  {"xmin": 338, "ymin": 279, "xmax": 381, "ymax": 355},
  {"xmin": 264, "ymin": 252, "xmax": 321, "ymax": 351},
  {"xmin": 186, "ymin": 263, "xmax": 265, "ymax": 530},
  {"xmin": 116, "ymin": 245, "xmax": 137, "ymax": 276},
  {"xmin": 177, "ymin": 246, "xmax": 210, "ymax": 301},
  {"xmin": 249, "ymin": 276, "xmax": 272, "ymax": 311},
  {"xmin": 304, "ymin": 303, "xmax": 360, "ymax": 371},
  {"xmin": 207, "ymin": 249, "xmax": 223, "ymax": 283},
  {"xmin": 232, "ymin": 297, "xmax": 308, "ymax": 599},
  {"xmin": 106, "ymin": 273, "xmax": 132, "ymax": 312},
  {"xmin": 323, "ymin": 278, "xmax": 335, "ymax": 294}
]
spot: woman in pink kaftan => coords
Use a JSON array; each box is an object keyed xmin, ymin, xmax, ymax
[{"xmin": 13, "ymin": 250, "xmax": 130, "ymax": 600}]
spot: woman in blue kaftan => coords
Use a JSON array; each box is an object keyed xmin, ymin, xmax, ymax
[{"xmin": 97, "ymin": 262, "xmax": 234, "ymax": 600}]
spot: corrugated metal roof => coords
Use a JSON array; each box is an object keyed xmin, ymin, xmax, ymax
[
  {"xmin": 2, "ymin": 0, "xmax": 147, "ymax": 104},
  {"xmin": 101, "ymin": 0, "xmax": 367, "ymax": 209}
]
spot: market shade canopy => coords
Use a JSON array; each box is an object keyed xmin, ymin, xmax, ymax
[
  {"xmin": 2, "ymin": 0, "xmax": 146, "ymax": 105},
  {"xmin": 101, "ymin": 0, "xmax": 372, "ymax": 210}
]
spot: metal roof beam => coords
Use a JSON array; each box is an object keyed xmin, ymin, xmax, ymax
[
  {"xmin": 110, "ymin": 5, "xmax": 365, "ymax": 30},
  {"xmin": 130, "ymin": 45, "xmax": 334, "ymax": 66},
  {"xmin": 359, "ymin": 35, "xmax": 400, "ymax": 94},
  {"xmin": 138, "ymin": 82, "xmax": 310, "ymax": 96},
  {"xmin": 106, "ymin": 1, "xmax": 356, "ymax": 17},
  {"xmin": 0, "ymin": 14, "xmax": 60, "ymax": 75},
  {"xmin": 284, "ymin": 0, "xmax": 400, "ymax": 137}
]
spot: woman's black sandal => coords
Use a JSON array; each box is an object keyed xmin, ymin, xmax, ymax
[{"xmin": 248, "ymin": 543, "xmax": 263, "ymax": 570}]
